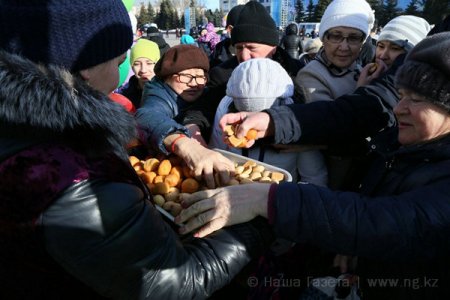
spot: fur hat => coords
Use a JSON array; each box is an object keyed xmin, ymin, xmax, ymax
[
  {"xmin": 231, "ymin": 1, "xmax": 279, "ymax": 46},
  {"xmin": 226, "ymin": 58, "xmax": 294, "ymax": 112},
  {"xmin": 378, "ymin": 15, "xmax": 430, "ymax": 51},
  {"xmin": 226, "ymin": 4, "xmax": 244, "ymax": 28},
  {"xmin": 395, "ymin": 32, "xmax": 450, "ymax": 111},
  {"xmin": 319, "ymin": 0, "xmax": 374, "ymax": 41},
  {"xmin": 130, "ymin": 39, "xmax": 160, "ymax": 64},
  {"xmin": 154, "ymin": 45, "xmax": 209, "ymax": 79},
  {"xmin": 304, "ymin": 38, "xmax": 323, "ymax": 54},
  {"xmin": 0, "ymin": 0, "xmax": 132, "ymax": 72}
]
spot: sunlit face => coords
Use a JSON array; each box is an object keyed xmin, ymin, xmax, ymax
[
  {"xmin": 376, "ymin": 40, "xmax": 406, "ymax": 68},
  {"xmin": 165, "ymin": 68, "xmax": 206, "ymax": 102},
  {"xmin": 322, "ymin": 27, "xmax": 364, "ymax": 68},
  {"xmin": 132, "ymin": 57, "xmax": 156, "ymax": 88},
  {"xmin": 394, "ymin": 88, "xmax": 450, "ymax": 145},
  {"xmin": 80, "ymin": 53, "xmax": 127, "ymax": 94},
  {"xmin": 234, "ymin": 42, "xmax": 277, "ymax": 63}
]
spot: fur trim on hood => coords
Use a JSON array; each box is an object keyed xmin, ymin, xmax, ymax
[{"xmin": 0, "ymin": 51, "xmax": 136, "ymax": 158}]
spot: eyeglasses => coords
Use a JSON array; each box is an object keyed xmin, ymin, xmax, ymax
[
  {"xmin": 325, "ymin": 32, "xmax": 364, "ymax": 45},
  {"xmin": 177, "ymin": 73, "xmax": 207, "ymax": 85}
]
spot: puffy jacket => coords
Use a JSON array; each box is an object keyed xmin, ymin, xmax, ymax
[
  {"xmin": 117, "ymin": 75, "xmax": 143, "ymax": 109},
  {"xmin": 135, "ymin": 77, "xmax": 191, "ymax": 155},
  {"xmin": 0, "ymin": 51, "xmax": 272, "ymax": 299},
  {"xmin": 280, "ymin": 24, "xmax": 303, "ymax": 59},
  {"xmin": 271, "ymin": 132, "xmax": 450, "ymax": 298}
]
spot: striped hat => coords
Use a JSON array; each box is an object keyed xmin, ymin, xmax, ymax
[{"xmin": 378, "ymin": 15, "xmax": 431, "ymax": 51}]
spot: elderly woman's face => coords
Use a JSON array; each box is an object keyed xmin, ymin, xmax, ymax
[
  {"xmin": 322, "ymin": 26, "xmax": 364, "ymax": 68},
  {"xmin": 80, "ymin": 53, "xmax": 127, "ymax": 94},
  {"xmin": 165, "ymin": 68, "xmax": 207, "ymax": 102},
  {"xmin": 376, "ymin": 40, "xmax": 406, "ymax": 68},
  {"xmin": 394, "ymin": 88, "xmax": 450, "ymax": 145}
]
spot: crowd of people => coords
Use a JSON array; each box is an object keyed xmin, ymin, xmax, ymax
[{"xmin": 1, "ymin": 0, "xmax": 449, "ymax": 299}]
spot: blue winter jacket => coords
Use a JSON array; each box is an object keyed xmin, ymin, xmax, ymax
[
  {"xmin": 135, "ymin": 77, "xmax": 191, "ymax": 154},
  {"xmin": 271, "ymin": 131, "xmax": 450, "ymax": 298}
]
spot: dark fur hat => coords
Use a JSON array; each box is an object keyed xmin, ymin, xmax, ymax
[{"xmin": 395, "ymin": 32, "xmax": 450, "ymax": 111}]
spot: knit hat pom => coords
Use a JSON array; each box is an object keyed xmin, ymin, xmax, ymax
[
  {"xmin": 130, "ymin": 39, "xmax": 160, "ymax": 64},
  {"xmin": 378, "ymin": 15, "xmax": 430, "ymax": 50},
  {"xmin": 227, "ymin": 58, "xmax": 294, "ymax": 112},
  {"xmin": 395, "ymin": 32, "xmax": 450, "ymax": 111},
  {"xmin": 319, "ymin": 0, "xmax": 374, "ymax": 41}
]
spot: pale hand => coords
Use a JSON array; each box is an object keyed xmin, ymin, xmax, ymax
[
  {"xmin": 219, "ymin": 111, "xmax": 273, "ymax": 148},
  {"xmin": 175, "ymin": 184, "xmax": 270, "ymax": 237},
  {"xmin": 175, "ymin": 138, "xmax": 235, "ymax": 188},
  {"xmin": 356, "ymin": 59, "xmax": 388, "ymax": 87}
]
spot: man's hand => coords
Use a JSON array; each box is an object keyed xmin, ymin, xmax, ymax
[{"xmin": 219, "ymin": 112, "xmax": 273, "ymax": 148}]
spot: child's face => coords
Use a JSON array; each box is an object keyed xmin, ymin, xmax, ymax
[{"xmin": 132, "ymin": 57, "xmax": 156, "ymax": 86}]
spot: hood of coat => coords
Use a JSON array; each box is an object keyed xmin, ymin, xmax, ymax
[{"xmin": 0, "ymin": 51, "xmax": 136, "ymax": 159}]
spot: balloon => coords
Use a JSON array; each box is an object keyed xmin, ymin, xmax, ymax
[
  {"xmin": 118, "ymin": 54, "xmax": 130, "ymax": 88},
  {"xmin": 122, "ymin": 0, "xmax": 134, "ymax": 12}
]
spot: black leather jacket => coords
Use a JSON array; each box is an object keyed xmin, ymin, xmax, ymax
[
  {"xmin": 0, "ymin": 51, "xmax": 271, "ymax": 299},
  {"xmin": 280, "ymin": 24, "xmax": 303, "ymax": 59}
]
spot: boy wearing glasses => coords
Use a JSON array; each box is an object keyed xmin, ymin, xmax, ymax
[{"xmin": 136, "ymin": 45, "xmax": 235, "ymax": 189}]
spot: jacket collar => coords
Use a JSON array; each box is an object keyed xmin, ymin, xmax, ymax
[{"xmin": 0, "ymin": 51, "xmax": 136, "ymax": 159}]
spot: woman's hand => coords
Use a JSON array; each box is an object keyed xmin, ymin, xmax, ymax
[
  {"xmin": 356, "ymin": 59, "xmax": 388, "ymax": 87},
  {"xmin": 185, "ymin": 124, "xmax": 207, "ymax": 147},
  {"xmin": 174, "ymin": 137, "xmax": 235, "ymax": 188},
  {"xmin": 175, "ymin": 184, "xmax": 270, "ymax": 237},
  {"xmin": 219, "ymin": 112, "xmax": 273, "ymax": 148}
]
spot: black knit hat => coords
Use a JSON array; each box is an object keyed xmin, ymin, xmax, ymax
[
  {"xmin": 226, "ymin": 5, "xmax": 244, "ymax": 28},
  {"xmin": 395, "ymin": 32, "xmax": 450, "ymax": 111},
  {"xmin": 0, "ymin": 0, "xmax": 133, "ymax": 72},
  {"xmin": 231, "ymin": 1, "xmax": 279, "ymax": 46},
  {"xmin": 154, "ymin": 45, "xmax": 209, "ymax": 79}
]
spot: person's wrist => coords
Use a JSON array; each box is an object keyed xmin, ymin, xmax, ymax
[{"xmin": 170, "ymin": 134, "xmax": 188, "ymax": 153}]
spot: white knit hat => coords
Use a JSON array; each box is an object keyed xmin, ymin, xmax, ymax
[
  {"xmin": 319, "ymin": 0, "xmax": 374, "ymax": 41},
  {"xmin": 226, "ymin": 58, "xmax": 294, "ymax": 112},
  {"xmin": 378, "ymin": 15, "xmax": 431, "ymax": 51}
]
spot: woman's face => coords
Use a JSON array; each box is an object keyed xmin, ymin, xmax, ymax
[
  {"xmin": 376, "ymin": 40, "xmax": 406, "ymax": 68},
  {"xmin": 394, "ymin": 88, "xmax": 450, "ymax": 145},
  {"xmin": 322, "ymin": 27, "xmax": 364, "ymax": 68},
  {"xmin": 165, "ymin": 68, "xmax": 207, "ymax": 102},
  {"xmin": 132, "ymin": 57, "xmax": 156, "ymax": 87},
  {"xmin": 80, "ymin": 53, "xmax": 127, "ymax": 94}
]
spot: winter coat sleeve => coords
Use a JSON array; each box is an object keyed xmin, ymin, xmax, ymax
[
  {"xmin": 271, "ymin": 181, "xmax": 450, "ymax": 262},
  {"xmin": 267, "ymin": 58, "xmax": 401, "ymax": 146},
  {"xmin": 135, "ymin": 83, "xmax": 190, "ymax": 155},
  {"xmin": 42, "ymin": 178, "xmax": 272, "ymax": 299}
]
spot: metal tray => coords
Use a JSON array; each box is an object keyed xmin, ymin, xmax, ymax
[{"xmin": 213, "ymin": 148, "xmax": 293, "ymax": 182}]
